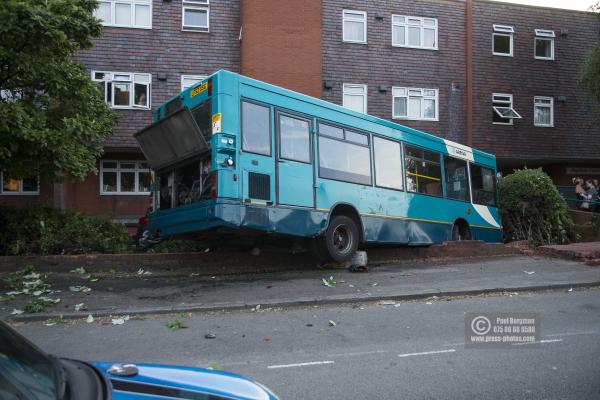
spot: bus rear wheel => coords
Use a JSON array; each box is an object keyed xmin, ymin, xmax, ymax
[
  {"xmin": 451, "ymin": 221, "xmax": 472, "ymax": 241},
  {"xmin": 321, "ymin": 215, "xmax": 359, "ymax": 262}
]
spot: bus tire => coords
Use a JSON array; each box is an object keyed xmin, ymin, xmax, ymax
[
  {"xmin": 323, "ymin": 215, "xmax": 359, "ymax": 262},
  {"xmin": 451, "ymin": 221, "xmax": 472, "ymax": 241}
]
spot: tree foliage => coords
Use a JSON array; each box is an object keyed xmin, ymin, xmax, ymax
[
  {"xmin": 580, "ymin": 2, "xmax": 600, "ymax": 103},
  {"xmin": 0, "ymin": 0, "xmax": 116, "ymax": 182},
  {"xmin": 499, "ymin": 168, "xmax": 577, "ymax": 246}
]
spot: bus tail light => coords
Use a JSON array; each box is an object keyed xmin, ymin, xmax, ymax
[{"xmin": 210, "ymin": 172, "xmax": 218, "ymax": 198}]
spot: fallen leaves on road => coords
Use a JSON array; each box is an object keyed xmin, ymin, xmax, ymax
[
  {"xmin": 524, "ymin": 271, "xmax": 535, "ymax": 275},
  {"xmin": 206, "ymin": 362, "xmax": 224, "ymax": 370},
  {"xmin": 322, "ymin": 276, "xmax": 337, "ymax": 288},
  {"xmin": 166, "ymin": 319, "xmax": 188, "ymax": 330},
  {"xmin": 11, "ymin": 309, "xmax": 23, "ymax": 315},
  {"xmin": 69, "ymin": 286, "xmax": 91, "ymax": 293},
  {"xmin": 328, "ymin": 320, "xmax": 337, "ymax": 327},
  {"xmin": 137, "ymin": 268, "xmax": 152, "ymax": 276},
  {"xmin": 44, "ymin": 316, "xmax": 64, "ymax": 327},
  {"xmin": 252, "ymin": 304, "xmax": 261, "ymax": 312},
  {"xmin": 24, "ymin": 297, "xmax": 60, "ymax": 313},
  {"xmin": 74, "ymin": 303, "xmax": 86, "ymax": 311}
]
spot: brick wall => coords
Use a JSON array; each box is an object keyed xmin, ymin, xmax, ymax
[
  {"xmin": 322, "ymin": 0, "xmax": 468, "ymax": 143},
  {"xmin": 471, "ymin": 0, "xmax": 600, "ymax": 163},
  {"xmin": 75, "ymin": 0, "xmax": 241, "ymax": 149},
  {"xmin": 240, "ymin": 0, "xmax": 323, "ymax": 98}
]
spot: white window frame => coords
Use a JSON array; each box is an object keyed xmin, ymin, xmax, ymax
[
  {"xmin": 534, "ymin": 96, "xmax": 554, "ymax": 127},
  {"xmin": 534, "ymin": 29, "xmax": 555, "ymax": 60},
  {"xmin": 492, "ymin": 93, "xmax": 521, "ymax": 125},
  {"xmin": 182, "ymin": 0, "xmax": 210, "ymax": 32},
  {"xmin": 392, "ymin": 87, "xmax": 439, "ymax": 121},
  {"xmin": 492, "ymin": 24, "xmax": 514, "ymax": 57},
  {"xmin": 181, "ymin": 74, "xmax": 208, "ymax": 91},
  {"xmin": 391, "ymin": 15, "xmax": 438, "ymax": 50},
  {"xmin": 95, "ymin": 0, "xmax": 152, "ymax": 29},
  {"xmin": 100, "ymin": 160, "xmax": 151, "ymax": 196},
  {"xmin": 92, "ymin": 71, "xmax": 151, "ymax": 110},
  {"xmin": 342, "ymin": 10, "xmax": 367, "ymax": 44},
  {"xmin": 343, "ymin": 83, "xmax": 368, "ymax": 114},
  {"xmin": 0, "ymin": 173, "xmax": 39, "ymax": 195}
]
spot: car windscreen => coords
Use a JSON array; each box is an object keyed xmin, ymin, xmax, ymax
[
  {"xmin": 0, "ymin": 323, "xmax": 58, "ymax": 400},
  {"xmin": 135, "ymin": 105, "xmax": 210, "ymax": 170}
]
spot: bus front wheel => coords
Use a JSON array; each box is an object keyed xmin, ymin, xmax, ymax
[{"xmin": 321, "ymin": 215, "xmax": 359, "ymax": 262}]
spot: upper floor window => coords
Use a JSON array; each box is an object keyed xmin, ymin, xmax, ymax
[
  {"xmin": 534, "ymin": 96, "xmax": 554, "ymax": 127},
  {"xmin": 95, "ymin": 0, "xmax": 152, "ymax": 29},
  {"xmin": 181, "ymin": 75, "xmax": 207, "ymax": 91},
  {"xmin": 535, "ymin": 29, "xmax": 555, "ymax": 60},
  {"xmin": 92, "ymin": 71, "xmax": 151, "ymax": 110},
  {"xmin": 392, "ymin": 15, "xmax": 437, "ymax": 50},
  {"xmin": 343, "ymin": 84, "xmax": 367, "ymax": 114},
  {"xmin": 392, "ymin": 87, "xmax": 438, "ymax": 121},
  {"xmin": 0, "ymin": 173, "xmax": 39, "ymax": 195},
  {"xmin": 343, "ymin": 10, "xmax": 367, "ymax": 43},
  {"xmin": 182, "ymin": 0, "xmax": 209, "ymax": 32},
  {"xmin": 100, "ymin": 160, "xmax": 151, "ymax": 195},
  {"xmin": 492, "ymin": 93, "xmax": 521, "ymax": 125},
  {"xmin": 493, "ymin": 24, "xmax": 513, "ymax": 56}
]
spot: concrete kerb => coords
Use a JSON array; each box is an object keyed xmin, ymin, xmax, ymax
[{"xmin": 9, "ymin": 281, "xmax": 600, "ymax": 323}]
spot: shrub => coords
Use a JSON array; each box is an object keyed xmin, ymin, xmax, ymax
[
  {"xmin": 499, "ymin": 168, "xmax": 576, "ymax": 246},
  {"xmin": 0, "ymin": 205, "xmax": 133, "ymax": 256},
  {"xmin": 590, "ymin": 212, "xmax": 600, "ymax": 234}
]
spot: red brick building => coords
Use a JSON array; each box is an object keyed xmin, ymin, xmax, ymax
[{"xmin": 2, "ymin": 0, "xmax": 598, "ymax": 224}]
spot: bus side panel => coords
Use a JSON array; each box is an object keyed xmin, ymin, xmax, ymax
[{"xmin": 240, "ymin": 204, "xmax": 327, "ymax": 236}]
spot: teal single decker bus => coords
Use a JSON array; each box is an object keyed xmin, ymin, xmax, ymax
[{"xmin": 135, "ymin": 70, "xmax": 502, "ymax": 261}]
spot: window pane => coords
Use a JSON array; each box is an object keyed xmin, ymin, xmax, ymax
[
  {"xmin": 394, "ymin": 97, "xmax": 407, "ymax": 117},
  {"xmin": 444, "ymin": 157, "xmax": 469, "ymax": 201},
  {"xmin": 242, "ymin": 101, "xmax": 271, "ymax": 155},
  {"xmin": 22, "ymin": 177, "xmax": 38, "ymax": 193},
  {"xmin": 2, "ymin": 177, "xmax": 19, "ymax": 192},
  {"xmin": 535, "ymin": 38, "xmax": 551, "ymax": 58},
  {"xmin": 423, "ymin": 99, "xmax": 436, "ymax": 119},
  {"xmin": 423, "ymin": 28, "xmax": 435, "ymax": 47},
  {"xmin": 408, "ymin": 97, "xmax": 421, "ymax": 118},
  {"xmin": 115, "ymin": 3, "xmax": 131, "ymax": 25},
  {"xmin": 493, "ymin": 34, "xmax": 511, "ymax": 54},
  {"xmin": 374, "ymin": 137, "xmax": 402, "ymax": 190},
  {"xmin": 408, "ymin": 26, "xmax": 420, "ymax": 46},
  {"xmin": 96, "ymin": 1, "xmax": 111, "ymax": 24},
  {"xmin": 344, "ymin": 20, "xmax": 365, "ymax": 42},
  {"xmin": 393, "ymin": 25, "xmax": 405, "ymax": 45},
  {"xmin": 319, "ymin": 123, "xmax": 344, "ymax": 139},
  {"xmin": 120, "ymin": 161, "xmax": 136, "ymax": 169},
  {"xmin": 343, "ymin": 94, "xmax": 365, "ymax": 113},
  {"xmin": 120, "ymin": 172, "xmax": 135, "ymax": 192},
  {"xmin": 102, "ymin": 160, "xmax": 117, "ymax": 169},
  {"xmin": 138, "ymin": 172, "xmax": 151, "ymax": 192},
  {"xmin": 191, "ymin": 100, "xmax": 212, "ymax": 140},
  {"xmin": 319, "ymin": 136, "xmax": 371, "ymax": 185},
  {"xmin": 102, "ymin": 172, "xmax": 117, "ymax": 192},
  {"xmin": 184, "ymin": 8, "xmax": 208, "ymax": 27},
  {"xmin": 471, "ymin": 164, "xmax": 497, "ymax": 206},
  {"xmin": 535, "ymin": 106, "xmax": 551, "ymax": 125},
  {"xmin": 405, "ymin": 146, "xmax": 442, "ymax": 196},
  {"xmin": 345, "ymin": 130, "xmax": 368, "ymax": 145},
  {"xmin": 134, "ymin": 83, "xmax": 148, "ymax": 107},
  {"xmin": 279, "ymin": 115, "xmax": 310, "ymax": 163},
  {"xmin": 135, "ymin": 4, "xmax": 151, "ymax": 27},
  {"xmin": 113, "ymin": 83, "xmax": 130, "ymax": 106}
]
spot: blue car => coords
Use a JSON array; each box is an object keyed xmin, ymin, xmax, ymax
[{"xmin": 0, "ymin": 321, "xmax": 279, "ymax": 400}]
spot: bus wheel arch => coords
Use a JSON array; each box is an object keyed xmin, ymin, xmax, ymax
[
  {"xmin": 451, "ymin": 218, "xmax": 472, "ymax": 241},
  {"xmin": 313, "ymin": 204, "xmax": 363, "ymax": 262}
]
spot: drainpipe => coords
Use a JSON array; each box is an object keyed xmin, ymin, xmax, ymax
[{"xmin": 466, "ymin": 0, "xmax": 473, "ymax": 147}]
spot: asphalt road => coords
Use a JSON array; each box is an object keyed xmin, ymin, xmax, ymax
[{"xmin": 12, "ymin": 289, "xmax": 600, "ymax": 400}]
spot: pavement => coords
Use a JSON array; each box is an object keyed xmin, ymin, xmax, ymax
[
  {"xmin": 11, "ymin": 288, "xmax": 600, "ymax": 399},
  {"xmin": 539, "ymin": 241, "xmax": 600, "ymax": 264},
  {"xmin": 2, "ymin": 255, "xmax": 600, "ymax": 321}
]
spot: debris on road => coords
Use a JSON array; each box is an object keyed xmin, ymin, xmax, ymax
[
  {"xmin": 524, "ymin": 271, "xmax": 535, "ymax": 275},
  {"xmin": 11, "ymin": 309, "xmax": 23, "ymax": 315},
  {"xmin": 205, "ymin": 333, "xmax": 216, "ymax": 339},
  {"xmin": 44, "ymin": 316, "xmax": 63, "ymax": 327},
  {"xmin": 378, "ymin": 300, "xmax": 396, "ymax": 306},
  {"xmin": 111, "ymin": 315, "xmax": 130, "ymax": 325},
  {"xmin": 137, "ymin": 268, "xmax": 152, "ymax": 276},
  {"xmin": 86, "ymin": 314, "xmax": 94, "ymax": 323},
  {"xmin": 74, "ymin": 303, "xmax": 86, "ymax": 311},
  {"xmin": 166, "ymin": 319, "xmax": 188, "ymax": 330},
  {"xmin": 328, "ymin": 320, "xmax": 337, "ymax": 327},
  {"xmin": 347, "ymin": 251, "xmax": 368, "ymax": 272},
  {"xmin": 69, "ymin": 285, "xmax": 91, "ymax": 293},
  {"xmin": 322, "ymin": 276, "xmax": 337, "ymax": 288},
  {"xmin": 252, "ymin": 304, "xmax": 261, "ymax": 312}
]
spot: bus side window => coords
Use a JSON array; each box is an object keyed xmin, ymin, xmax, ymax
[
  {"xmin": 443, "ymin": 156, "xmax": 470, "ymax": 202},
  {"xmin": 241, "ymin": 101, "xmax": 271, "ymax": 156},
  {"xmin": 471, "ymin": 164, "xmax": 497, "ymax": 207},
  {"xmin": 404, "ymin": 145, "xmax": 442, "ymax": 197},
  {"xmin": 373, "ymin": 136, "xmax": 403, "ymax": 190}
]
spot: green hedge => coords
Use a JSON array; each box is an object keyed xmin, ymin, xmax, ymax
[
  {"xmin": 499, "ymin": 168, "xmax": 576, "ymax": 246},
  {"xmin": 0, "ymin": 205, "xmax": 133, "ymax": 256}
]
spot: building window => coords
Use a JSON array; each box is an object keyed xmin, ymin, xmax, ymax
[
  {"xmin": 0, "ymin": 173, "xmax": 39, "ymax": 195},
  {"xmin": 373, "ymin": 136, "xmax": 403, "ymax": 190},
  {"xmin": 392, "ymin": 87, "xmax": 438, "ymax": 121},
  {"xmin": 343, "ymin": 10, "xmax": 367, "ymax": 43},
  {"xmin": 534, "ymin": 96, "xmax": 554, "ymax": 127},
  {"xmin": 181, "ymin": 75, "xmax": 207, "ymax": 91},
  {"xmin": 182, "ymin": 0, "xmax": 209, "ymax": 32},
  {"xmin": 392, "ymin": 15, "xmax": 437, "ymax": 50},
  {"xmin": 404, "ymin": 145, "xmax": 442, "ymax": 197},
  {"xmin": 95, "ymin": 0, "xmax": 152, "ymax": 29},
  {"xmin": 100, "ymin": 160, "xmax": 151, "ymax": 195},
  {"xmin": 342, "ymin": 84, "xmax": 367, "ymax": 114},
  {"xmin": 241, "ymin": 101, "xmax": 271, "ymax": 156},
  {"xmin": 535, "ymin": 29, "xmax": 555, "ymax": 60},
  {"xmin": 492, "ymin": 93, "xmax": 521, "ymax": 125},
  {"xmin": 92, "ymin": 71, "xmax": 151, "ymax": 110},
  {"xmin": 493, "ymin": 24, "xmax": 514, "ymax": 56}
]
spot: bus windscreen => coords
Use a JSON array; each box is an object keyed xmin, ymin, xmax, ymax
[{"xmin": 135, "ymin": 106, "xmax": 209, "ymax": 170}]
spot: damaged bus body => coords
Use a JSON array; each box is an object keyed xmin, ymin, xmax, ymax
[{"xmin": 135, "ymin": 70, "xmax": 501, "ymax": 261}]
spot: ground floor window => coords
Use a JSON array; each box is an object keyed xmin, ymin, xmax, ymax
[
  {"xmin": 0, "ymin": 173, "xmax": 39, "ymax": 195},
  {"xmin": 100, "ymin": 160, "xmax": 151, "ymax": 195}
]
